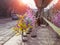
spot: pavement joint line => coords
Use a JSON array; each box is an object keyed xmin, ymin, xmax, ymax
[
  {"xmin": 4, "ymin": 34, "xmax": 23, "ymax": 45},
  {"xmin": 0, "ymin": 22, "xmax": 17, "ymax": 45},
  {"xmin": 3, "ymin": 27, "xmax": 22, "ymax": 45}
]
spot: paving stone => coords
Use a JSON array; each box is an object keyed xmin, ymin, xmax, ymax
[{"xmin": 24, "ymin": 26, "xmax": 60, "ymax": 45}]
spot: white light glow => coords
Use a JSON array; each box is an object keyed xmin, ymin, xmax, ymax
[
  {"xmin": 44, "ymin": 0, "xmax": 58, "ymax": 11},
  {"xmin": 21, "ymin": 0, "xmax": 37, "ymax": 9},
  {"xmin": 22, "ymin": 0, "xmax": 29, "ymax": 4}
]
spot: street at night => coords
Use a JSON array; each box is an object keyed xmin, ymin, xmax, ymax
[
  {"xmin": 0, "ymin": 18, "xmax": 60, "ymax": 45},
  {"xmin": 0, "ymin": 0, "xmax": 60, "ymax": 45}
]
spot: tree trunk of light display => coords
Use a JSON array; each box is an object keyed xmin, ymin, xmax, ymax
[
  {"xmin": 34, "ymin": 0, "xmax": 45, "ymax": 25},
  {"xmin": 34, "ymin": 0, "xmax": 52, "ymax": 26},
  {"xmin": 38, "ymin": 5, "xmax": 45, "ymax": 25}
]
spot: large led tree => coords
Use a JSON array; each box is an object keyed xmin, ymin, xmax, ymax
[{"xmin": 34, "ymin": 0, "xmax": 52, "ymax": 25}]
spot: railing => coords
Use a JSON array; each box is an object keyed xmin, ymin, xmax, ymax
[{"xmin": 42, "ymin": 17, "xmax": 60, "ymax": 36}]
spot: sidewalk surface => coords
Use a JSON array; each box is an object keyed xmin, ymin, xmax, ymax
[{"xmin": 4, "ymin": 26, "xmax": 60, "ymax": 45}]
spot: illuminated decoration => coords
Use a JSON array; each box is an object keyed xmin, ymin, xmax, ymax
[
  {"xmin": 54, "ymin": 0, "xmax": 60, "ymax": 10},
  {"xmin": 26, "ymin": 9, "xmax": 35, "ymax": 24},
  {"xmin": 19, "ymin": 0, "xmax": 37, "ymax": 9},
  {"xmin": 22, "ymin": 0, "xmax": 29, "ymax": 4},
  {"xmin": 13, "ymin": 10, "xmax": 35, "ymax": 35},
  {"xmin": 13, "ymin": 13, "xmax": 28, "ymax": 34},
  {"xmin": 52, "ymin": 11, "xmax": 60, "ymax": 27},
  {"xmin": 44, "ymin": 0, "xmax": 58, "ymax": 11},
  {"xmin": 12, "ymin": 0, "xmax": 29, "ymax": 15},
  {"xmin": 12, "ymin": 0, "xmax": 36, "ymax": 35}
]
